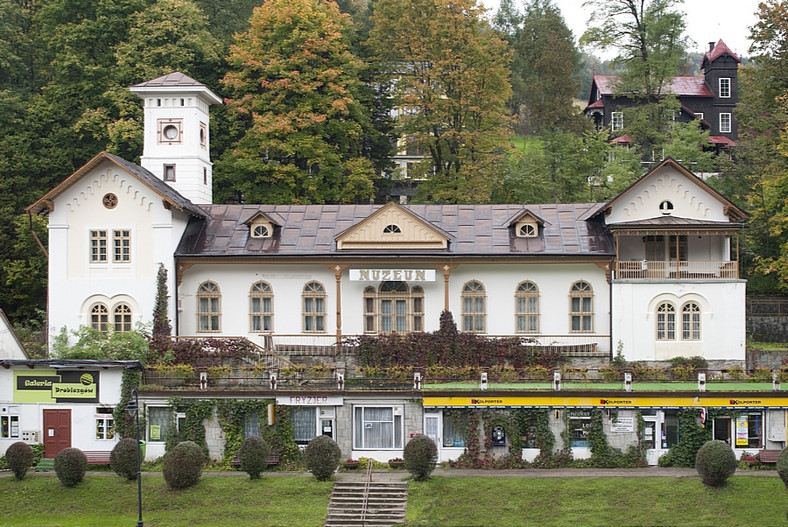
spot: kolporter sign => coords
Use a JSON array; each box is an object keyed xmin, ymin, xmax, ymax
[
  {"xmin": 423, "ymin": 395, "xmax": 788, "ymax": 409},
  {"xmin": 14, "ymin": 370, "xmax": 100, "ymax": 403}
]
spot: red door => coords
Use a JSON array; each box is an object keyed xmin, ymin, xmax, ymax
[{"xmin": 43, "ymin": 409, "xmax": 71, "ymax": 458}]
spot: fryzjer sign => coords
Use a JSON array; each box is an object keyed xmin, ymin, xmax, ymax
[
  {"xmin": 14, "ymin": 371, "xmax": 100, "ymax": 403},
  {"xmin": 349, "ymin": 269, "xmax": 436, "ymax": 282}
]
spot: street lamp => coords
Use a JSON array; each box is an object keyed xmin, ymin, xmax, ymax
[{"xmin": 126, "ymin": 388, "xmax": 143, "ymax": 527}]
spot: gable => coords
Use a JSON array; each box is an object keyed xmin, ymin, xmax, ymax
[
  {"xmin": 335, "ymin": 203, "xmax": 449, "ymax": 250},
  {"xmin": 603, "ymin": 159, "xmax": 746, "ymax": 225}
]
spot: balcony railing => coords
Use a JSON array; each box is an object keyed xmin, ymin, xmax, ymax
[{"xmin": 616, "ymin": 260, "xmax": 738, "ymax": 280}]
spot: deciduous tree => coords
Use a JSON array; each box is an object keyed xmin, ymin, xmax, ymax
[
  {"xmin": 369, "ymin": 0, "xmax": 513, "ymax": 203},
  {"xmin": 219, "ymin": 0, "xmax": 376, "ymax": 204}
]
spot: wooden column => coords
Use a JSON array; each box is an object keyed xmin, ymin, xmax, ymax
[
  {"xmin": 438, "ymin": 264, "xmax": 457, "ymax": 312},
  {"xmin": 331, "ymin": 265, "xmax": 349, "ymax": 351}
]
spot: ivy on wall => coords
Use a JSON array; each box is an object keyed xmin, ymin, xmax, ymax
[
  {"xmin": 657, "ymin": 409, "xmax": 711, "ymax": 467},
  {"xmin": 215, "ymin": 399, "xmax": 299, "ymax": 467},
  {"xmin": 113, "ymin": 368, "xmax": 142, "ymax": 439}
]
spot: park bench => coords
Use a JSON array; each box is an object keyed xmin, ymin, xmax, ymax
[
  {"xmin": 231, "ymin": 451, "xmax": 281, "ymax": 470},
  {"xmin": 83, "ymin": 450, "xmax": 112, "ymax": 465},
  {"xmin": 758, "ymin": 449, "xmax": 782, "ymax": 464}
]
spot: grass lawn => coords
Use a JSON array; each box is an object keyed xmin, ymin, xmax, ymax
[
  {"xmin": 0, "ymin": 474, "xmax": 332, "ymax": 527},
  {"xmin": 406, "ymin": 476, "xmax": 788, "ymax": 526},
  {"xmin": 2, "ymin": 472, "xmax": 786, "ymax": 527}
]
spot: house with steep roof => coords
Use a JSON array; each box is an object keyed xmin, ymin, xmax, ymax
[
  {"xmin": 585, "ymin": 40, "xmax": 741, "ymax": 151},
  {"xmin": 19, "ymin": 72, "xmax": 772, "ymax": 468}
]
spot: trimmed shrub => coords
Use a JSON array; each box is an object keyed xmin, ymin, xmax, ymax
[
  {"xmin": 54, "ymin": 448, "xmax": 88, "ymax": 487},
  {"xmin": 6, "ymin": 441, "xmax": 34, "ymax": 480},
  {"xmin": 238, "ymin": 435, "xmax": 270, "ymax": 480},
  {"xmin": 110, "ymin": 438, "xmax": 139, "ymax": 480},
  {"xmin": 303, "ymin": 435, "xmax": 341, "ymax": 481},
  {"xmin": 163, "ymin": 441, "xmax": 205, "ymax": 490},
  {"xmin": 776, "ymin": 448, "xmax": 788, "ymax": 487},
  {"xmin": 695, "ymin": 440, "xmax": 737, "ymax": 487},
  {"xmin": 404, "ymin": 434, "xmax": 438, "ymax": 481}
]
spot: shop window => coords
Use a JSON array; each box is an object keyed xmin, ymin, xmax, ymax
[
  {"xmin": 96, "ymin": 407, "xmax": 115, "ymax": 440},
  {"xmin": 353, "ymin": 405, "xmax": 403, "ymax": 449},
  {"xmin": 1, "ymin": 407, "xmax": 20, "ymax": 439},
  {"xmin": 147, "ymin": 407, "xmax": 173, "ymax": 442},
  {"xmin": 518, "ymin": 413, "xmax": 539, "ymax": 448},
  {"xmin": 567, "ymin": 410, "xmax": 591, "ymax": 447},
  {"xmin": 291, "ymin": 407, "xmax": 318, "ymax": 445},
  {"xmin": 442, "ymin": 416, "xmax": 466, "ymax": 448}
]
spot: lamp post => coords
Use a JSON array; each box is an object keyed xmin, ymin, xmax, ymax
[{"xmin": 126, "ymin": 388, "xmax": 143, "ymax": 527}]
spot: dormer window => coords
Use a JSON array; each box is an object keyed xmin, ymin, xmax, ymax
[
  {"xmin": 383, "ymin": 224, "xmax": 402, "ymax": 234},
  {"xmin": 659, "ymin": 200, "xmax": 674, "ymax": 215},
  {"xmin": 251, "ymin": 223, "xmax": 272, "ymax": 238},
  {"xmin": 518, "ymin": 223, "xmax": 537, "ymax": 237}
]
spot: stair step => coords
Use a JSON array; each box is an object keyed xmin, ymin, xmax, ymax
[{"xmin": 325, "ymin": 480, "xmax": 409, "ymax": 527}]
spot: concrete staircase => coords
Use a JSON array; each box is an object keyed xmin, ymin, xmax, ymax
[{"xmin": 325, "ymin": 479, "xmax": 408, "ymax": 527}]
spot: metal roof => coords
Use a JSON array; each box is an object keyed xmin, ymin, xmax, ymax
[{"xmin": 175, "ymin": 203, "xmax": 615, "ymax": 258}]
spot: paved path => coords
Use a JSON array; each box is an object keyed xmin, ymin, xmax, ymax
[{"xmin": 4, "ymin": 467, "xmax": 778, "ymax": 479}]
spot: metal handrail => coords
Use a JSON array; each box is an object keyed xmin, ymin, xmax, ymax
[{"xmin": 359, "ymin": 461, "xmax": 374, "ymax": 526}]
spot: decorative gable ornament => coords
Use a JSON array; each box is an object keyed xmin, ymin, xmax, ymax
[{"xmin": 335, "ymin": 202, "xmax": 449, "ymax": 250}]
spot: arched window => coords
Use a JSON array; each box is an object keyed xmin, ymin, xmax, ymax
[
  {"xmin": 363, "ymin": 282, "xmax": 424, "ymax": 334},
  {"xmin": 380, "ymin": 281, "xmax": 409, "ymax": 333},
  {"xmin": 303, "ymin": 281, "xmax": 326, "ymax": 332},
  {"xmin": 250, "ymin": 281, "xmax": 273, "ymax": 332},
  {"xmin": 569, "ymin": 281, "xmax": 593, "ymax": 333},
  {"xmin": 682, "ymin": 302, "xmax": 701, "ymax": 340},
  {"xmin": 197, "ymin": 281, "xmax": 221, "ymax": 332},
  {"xmin": 656, "ymin": 302, "xmax": 676, "ymax": 340},
  {"xmin": 462, "ymin": 281, "xmax": 486, "ymax": 333},
  {"xmin": 515, "ymin": 281, "xmax": 539, "ymax": 333},
  {"xmin": 383, "ymin": 224, "xmax": 402, "ymax": 234},
  {"xmin": 90, "ymin": 303, "xmax": 109, "ymax": 333},
  {"xmin": 113, "ymin": 303, "xmax": 132, "ymax": 332}
]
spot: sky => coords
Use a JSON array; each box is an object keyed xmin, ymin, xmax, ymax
[{"xmin": 479, "ymin": 0, "xmax": 761, "ymax": 59}]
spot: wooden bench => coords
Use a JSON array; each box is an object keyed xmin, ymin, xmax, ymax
[
  {"xmin": 83, "ymin": 451, "xmax": 112, "ymax": 465},
  {"xmin": 231, "ymin": 452, "xmax": 280, "ymax": 470},
  {"xmin": 759, "ymin": 449, "xmax": 782, "ymax": 463}
]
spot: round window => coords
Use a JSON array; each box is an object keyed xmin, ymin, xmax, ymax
[
  {"xmin": 102, "ymin": 193, "xmax": 118, "ymax": 209},
  {"xmin": 163, "ymin": 124, "xmax": 179, "ymax": 140}
]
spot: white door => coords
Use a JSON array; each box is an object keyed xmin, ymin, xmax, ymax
[{"xmin": 424, "ymin": 412, "xmax": 441, "ymax": 457}]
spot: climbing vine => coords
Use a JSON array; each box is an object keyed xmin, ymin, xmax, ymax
[
  {"xmin": 113, "ymin": 367, "xmax": 142, "ymax": 439},
  {"xmin": 215, "ymin": 399, "xmax": 299, "ymax": 467},
  {"xmin": 657, "ymin": 409, "xmax": 711, "ymax": 467}
]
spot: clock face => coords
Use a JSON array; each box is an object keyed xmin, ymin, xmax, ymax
[{"xmin": 163, "ymin": 124, "xmax": 179, "ymax": 140}]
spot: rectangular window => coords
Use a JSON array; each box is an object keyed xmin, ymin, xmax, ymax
[
  {"xmin": 568, "ymin": 410, "xmax": 591, "ymax": 447},
  {"xmin": 113, "ymin": 230, "xmax": 131, "ymax": 263},
  {"xmin": 251, "ymin": 297, "xmax": 272, "ymax": 331},
  {"xmin": 412, "ymin": 295, "xmax": 424, "ymax": 332},
  {"xmin": 570, "ymin": 297, "xmax": 592, "ymax": 332},
  {"xmin": 303, "ymin": 297, "xmax": 325, "ymax": 332},
  {"xmin": 719, "ymin": 78, "xmax": 731, "ymax": 98},
  {"xmin": 90, "ymin": 230, "xmax": 108, "ymax": 263},
  {"xmin": 720, "ymin": 113, "xmax": 732, "ymax": 133},
  {"xmin": 1, "ymin": 408, "xmax": 20, "ymax": 439},
  {"xmin": 163, "ymin": 164, "xmax": 176, "ymax": 182},
  {"xmin": 243, "ymin": 411, "xmax": 260, "ymax": 438},
  {"xmin": 696, "ymin": 112, "xmax": 704, "ymax": 121},
  {"xmin": 611, "ymin": 112, "xmax": 623, "ymax": 131},
  {"xmin": 147, "ymin": 407, "xmax": 172, "ymax": 442},
  {"xmin": 291, "ymin": 407, "xmax": 318, "ymax": 444},
  {"xmin": 96, "ymin": 416, "xmax": 115, "ymax": 440},
  {"xmin": 442, "ymin": 416, "xmax": 465, "ymax": 447},
  {"xmin": 353, "ymin": 405, "xmax": 403, "ymax": 449}
]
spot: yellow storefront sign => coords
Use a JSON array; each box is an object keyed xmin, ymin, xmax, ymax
[{"xmin": 423, "ymin": 395, "xmax": 788, "ymax": 409}]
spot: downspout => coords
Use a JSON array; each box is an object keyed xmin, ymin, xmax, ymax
[
  {"xmin": 609, "ymin": 256, "xmax": 615, "ymax": 361},
  {"xmin": 28, "ymin": 211, "xmax": 49, "ymax": 356}
]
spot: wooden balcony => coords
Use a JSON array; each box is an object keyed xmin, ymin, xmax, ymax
[{"xmin": 616, "ymin": 260, "xmax": 739, "ymax": 280}]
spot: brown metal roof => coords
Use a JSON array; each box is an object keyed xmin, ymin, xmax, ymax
[
  {"xmin": 176, "ymin": 203, "xmax": 614, "ymax": 259},
  {"xmin": 591, "ymin": 75, "xmax": 713, "ymax": 98}
]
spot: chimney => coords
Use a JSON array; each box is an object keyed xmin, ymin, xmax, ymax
[{"xmin": 709, "ymin": 42, "xmax": 715, "ymax": 52}]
